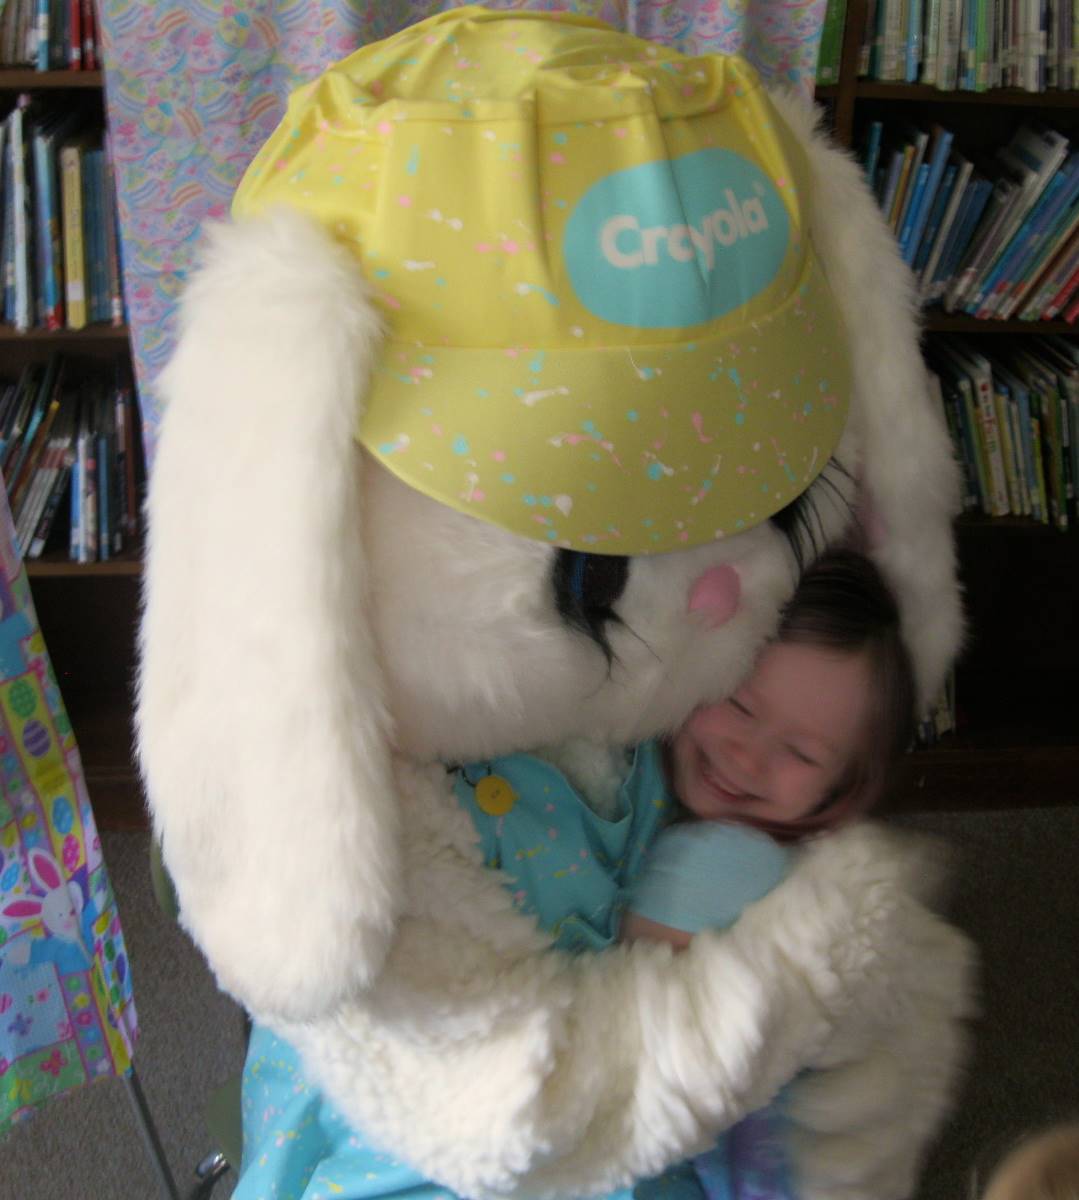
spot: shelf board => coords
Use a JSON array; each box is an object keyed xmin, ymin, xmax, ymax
[
  {"xmin": 922, "ymin": 312, "xmax": 1076, "ymax": 333},
  {"xmin": 0, "ymin": 69, "xmax": 103, "ymax": 90},
  {"xmin": 25, "ymin": 549, "xmax": 143, "ymax": 577},
  {"xmin": 0, "ymin": 323, "xmax": 128, "ymax": 342},
  {"xmin": 853, "ymin": 82, "xmax": 1079, "ymax": 106},
  {"xmin": 893, "ymin": 741, "xmax": 1079, "ymax": 812}
]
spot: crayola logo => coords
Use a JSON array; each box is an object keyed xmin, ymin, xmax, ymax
[{"xmin": 564, "ymin": 149, "xmax": 790, "ymax": 329}]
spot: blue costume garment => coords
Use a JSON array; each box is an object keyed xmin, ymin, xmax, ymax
[
  {"xmin": 627, "ymin": 822, "xmax": 795, "ymax": 1200},
  {"xmin": 236, "ymin": 746, "xmax": 796, "ymax": 1200}
]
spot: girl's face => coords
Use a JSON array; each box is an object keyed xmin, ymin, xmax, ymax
[{"xmin": 668, "ymin": 640, "xmax": 871, "ymax": 828}]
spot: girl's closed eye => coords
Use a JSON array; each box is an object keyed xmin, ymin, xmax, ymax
[
  {"xmin": 786, "ymin": 745, "xmax": 819, "ymax": 767},
  {"xmin": 729, "ymin": 697, "xmax": 753, "ymax": 717}
]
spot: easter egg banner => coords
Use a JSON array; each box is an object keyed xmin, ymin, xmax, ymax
[{"xmin": 0, "ymin": 491, "xmax": 138, "ymax": 1136}]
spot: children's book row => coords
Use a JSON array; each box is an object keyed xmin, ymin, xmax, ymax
[
  {"xmin": 1, "ymin": 97, "xmax": 124, "ymax": 333},
  {"xmin": 0, "ymin": 0, "xmax": 99, "ymax": 71},
  {"xmin": 0, "ymin": 356, "xmax": 143, "ymax": 562},
  {"xmin": 862, "ymin": 119, "xmax": 1079, "ymax": 320},
  {"xmin": 927, "ymin": 334, "xmax": 1077, "ymax": 530},
  {"xmin": 828, "ymin": 0, "xmax": 1079, "ymax": 88}
]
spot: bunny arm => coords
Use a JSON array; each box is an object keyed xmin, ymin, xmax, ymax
[{"xmin": 272, "ymin": 768, "xmax": 972, "ymax": 1200}]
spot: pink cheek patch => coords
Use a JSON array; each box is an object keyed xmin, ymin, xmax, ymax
[{"xmin": 688, "ymin": 564, "xmax": 741, "ymax": 628}]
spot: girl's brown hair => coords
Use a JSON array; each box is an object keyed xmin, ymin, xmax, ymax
[{"xmin": 772, "ymin": 547, "xmax": 916, "ymax": 836}]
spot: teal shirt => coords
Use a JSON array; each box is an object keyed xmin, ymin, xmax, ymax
[{"xmin": 453, "ymin": 741, "xmax": 672, "ymax": 953}]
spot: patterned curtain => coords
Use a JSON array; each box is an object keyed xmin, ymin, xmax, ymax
[
  {"xmin": 0, "ymin": 496, "xmax": 137, "ymax": 1133},
  {"xmin": 98, "ymin": 0, "xmax": 829, "ymax": 468}
]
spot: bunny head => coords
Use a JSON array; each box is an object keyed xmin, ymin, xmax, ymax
[
  {"xmin": 137, "ymin": 9, "xmax": 962, "ymax": 1022},
  {"xmin": 1, "ymin": 848, "xmax": 84, "ymax": 943}
]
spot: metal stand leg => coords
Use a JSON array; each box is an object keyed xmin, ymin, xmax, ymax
[{"xmin": 124, "ymin": 1065, "xmax": 181, "ymax": 1200}]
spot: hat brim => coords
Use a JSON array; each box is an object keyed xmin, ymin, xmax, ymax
[{"xmin": 358, "ymin": 250, "xmax": 850, "ymax": 556}]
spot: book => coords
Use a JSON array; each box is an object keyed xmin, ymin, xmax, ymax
[
  {"xmin": 862, "ymin": 121, "xmax": 884, "ymax": 190},
  {"xmin": 8, "ymin": 97, "xmax": 32, "ymax": 333},
  {"xmin": 17, "ymin": 396, "xmax": 75, "ymax": 555},
  {"xmin": 0, "ymin": 364, "xmax": 41, "ymax": 480},
  {"xmin": 1010, "ymin": 349, "xmax": 1069, "ymax": 529},
  {"xmin": 976, "ymin": 155, "xmax": 1079, "ymax": 318},
  {"xmin": 914, "ymin": 161, "xmax": 959, "ymax": 274},
  {"xmin": 6, "ymin": 353, "xmax": 63, "ymax": 521},
  {"xmin": 999, "ymin": 198, "xmax": 1079, "ymax": 318},
  {"xmin": 929, "ymin": 175, "xmax": 993, "ymax": 301},
  {"xmin": 893, "ymin": 125, "xmax": 930, "ymax": 235},
  {"xmin": 988, "ymin": 357, "xmax": 1043, "ymax": 521},
  {"xmin": 944, "ymin": 170, "xmax": 1022, "ymax": 310},
  {"xmin": 930, "ymin": 345, "xmax": 986, "ymax": 510},
  {"xmin": 817, "ymin": 0, "xmax": 849, "ymax": 82},
  {"xmin": 905, "ymin": 0, "xmax": 923, "ymax": 80},
  {"xmin": 992, "ymin": 374, "xmax": 1024, "ymax": 514},
  {"xmin": 59, "ymin": 133, "xmax": 91, "ymax": 331},
  {"xmin": 921, "ymin": 155, "xmax": 973, "ymax": 288},
  {"xmin": 879, "ymin": 145, "xmax": 906, "ymax": 215},
  {"xmin": 938, "ymin": 0, "xmax": 963, "ymax": 86},
  {"xmin": 1042, "ymin": 256, "xmax": 1079, "ymax": 318},
  {"xmin": 899, "ymin": 163, "xmax": 931, "ymax": 258},
  {"xmin": 889, "ymin": 143, "xmax": 917, "ymax": 230},
  {"xmin": 1018, "ymin": 224, "xmax": 1079, "ymax": 318},
  {"xmin": 932, "ymin": 367, "xmax": 980, "ymax": 508},
  {"xmin": 923, "ymin": 0, "xmax": 944, "ymax": 80},
  {"xmin": 936, "ymin": 339, "xmax": 1011, "ymax": 515},
  {"xmin": 965, "ymin": 124, "xmax": 1072, "ymax": 301},
  {"xmin": 902, "ymin": 125, "xmax": 955, "ymax": 265},
  {"xmin": 102, "ymin": 144, "xmax": 124, "ymax": 326}
]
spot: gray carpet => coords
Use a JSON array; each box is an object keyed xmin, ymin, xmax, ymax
[{"xmin": 2, "ymin": 810, "xmax": 1078, "ymax": 1200}]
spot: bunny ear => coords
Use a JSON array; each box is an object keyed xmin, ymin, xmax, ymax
[
  {"xmin": 767, "ymin": 89, "xmax": 964, "ymax": 711},
  {"xmin": 2, "ymin": 898, "xmax": 42, "ymax": 920},
  {"xmin": 28, "ymin": 849, "xmax": 63, "ymax": 893},
  {"xmin": 137, "ymin": 209, "xmax": 402, "ymax": 1021}
]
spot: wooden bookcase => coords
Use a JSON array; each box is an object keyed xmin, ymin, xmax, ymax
[
  {"xmin": 10, "ymin": 31, "xmax": 1079, "ymax": 831},
  {"xmin": 820, "ymin": 0, "xmax": 1079, "ymax": 811},
  {"xmin": 0, "ymin": 70, "xmax": 146, "ymax": 828}
]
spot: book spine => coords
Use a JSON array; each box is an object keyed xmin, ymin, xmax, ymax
[
  {"xmin": 10, "ymin": 100, "xmax": 30, "ymax": 334},
  {"xmin": 899, "ymin": 163, "xmax": 931, "ymax": 259},
  {"xmin": 28, "ymin": 449, "xmax": 73, "ymax": 558},
  {"xmin": 973, "ymin": 166, "xmax": 1073, "ymax": 316},
  {"xmin": 817, "ymin": 0, "xmax": 848, "ymax": 83},
  {"xmin": 1042, "ymin": 257, "xmax": 1079, "ymax": 317},
  {"xmin": 974, "ymin": 372, "xmax": 1012, "ymax": 514},
  {"xmin": 906, "ymin": 0, "xmax": 923, "ymax": 79},
  {"xmin": 1000, "ymin": 201, "xmax": 1079, "ymax": 317},
  {"xmin": 79, "ymin": 0, "xmax": 95, "ymax": 69},
  {"xmin": 67, "ymin": 0, "xmax": 80, "ymax": 68},
  {"xmin": 924, "ymin": 0, "xmax": 944, "ymax": 79},
  {"xmin": 915, "ymin": 162, "xmax": 958, "ymax": 274},
  {"xmin": 994, "ymin": 386, "xmax": 1022, "ymax": 512},
  {"xmin": 60, "ymin": 143, "xmax": 87, "ymax": 331}
]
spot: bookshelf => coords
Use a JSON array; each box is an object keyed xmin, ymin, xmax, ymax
[
  {"xmin": 8, "ymin": 7, "xmax": 1079, "ymax": 830},
  {"xmin": 821, "ymin": 0, "xmax": 1079, "ymax": 811},
  {"xmin": 0, "ymin": 67, "xmax": 145, "ymax": 828}
]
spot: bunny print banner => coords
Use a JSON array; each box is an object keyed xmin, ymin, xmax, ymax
[
  {"xmin": 96, "ymin": 0, "xmax": 828, "ymax": 470},
  {"xmin": 0, "ymin": 498, "xmax": 137, "ymax": 1135}
]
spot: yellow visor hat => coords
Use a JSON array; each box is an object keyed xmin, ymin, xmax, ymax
[{"xmin": 233, "ymin": 6, "xmax": 851, "ymax": 555}]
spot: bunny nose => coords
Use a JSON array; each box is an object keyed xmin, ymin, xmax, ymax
[{"xmin": 688, "ymin": 564, "xmax": 741, "ymax": 628}]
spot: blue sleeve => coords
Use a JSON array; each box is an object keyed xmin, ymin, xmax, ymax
[{"xmin": 626, "ymin": 822, "xmax": 792, "ymax": 933}]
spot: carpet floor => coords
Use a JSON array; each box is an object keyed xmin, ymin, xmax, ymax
[{"xmin": 2, "ymin": 807, "xmax": 1077, "ymax": 1200}]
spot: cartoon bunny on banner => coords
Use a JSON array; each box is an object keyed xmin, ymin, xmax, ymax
[
  {"xmin": 0, "ymin": 500, "xmax": 137, "ymax": 1135},
  {"xmin": 139, "ymin": 10, "xmax": 976, "ymax": 1200}
]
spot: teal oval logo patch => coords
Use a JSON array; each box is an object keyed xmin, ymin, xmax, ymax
[{"xmin": 564, "ymin": 149, "xmax": 790, "ymax": 329}]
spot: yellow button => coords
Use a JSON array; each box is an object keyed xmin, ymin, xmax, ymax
[{"xmin": 475, "ymin": 774, "xmax": 517, "ymax": 817}]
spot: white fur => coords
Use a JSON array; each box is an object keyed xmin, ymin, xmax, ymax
[
  {"xmin": 138, "ymin": 85, "xmax": 972, "ymax": 1200},
  {"xmin": 767, "ymin": 89, "xmax": 964, "ymax": 710}
]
